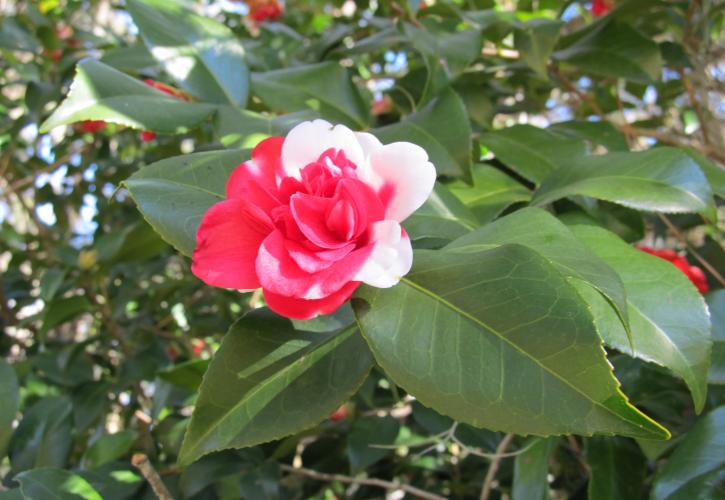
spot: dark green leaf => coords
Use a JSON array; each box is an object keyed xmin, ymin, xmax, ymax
[
  {"xmin": 39, "ymin": 296, "xmax": 92, "ymax": 339},
  {"xmin": 127, "ymin": 0, "xmax": 249, "ymax": 106},
  {"xmin": 214, "ymin": 106, "xmax": 318, "ymax": 148},
  {"xmin": 568, "ymin": 225, "xmax": 711, "ymax": 412},
  {"xmin": 547, "ymin": 120, "xmax": 629, "ymax": 152},
  {"xmin": 82, "ymin": 431, "xmax": 138, "ymax": 469},
  {"xmin": 480, "ymin": 125, "xmax": 586, "ymax": 184},
  {"xmin": 347, "ymin": 416, "xmax": 400, "ymax": 474},
  {"xmin": 158, "ymin": 359, "xmax": 209, "ymax": 392},
  {"xmin": 17, "ymin": 468, "xmax": 102, "ymax": 500},
  {"xmin": 514, "ymin": 19, "xmax": 562, "ymax": 77},
  {"xmin": 179, "ymin": 310, "xmax": 374, "ymax": 465},
  {"xmin": 585, "ymin": 436, "xmax": 646, "ymax": 500},
  {"xmin": 78, "ymin": 463, "xmax": 144, "ymax": 500},
  {"xmin": 404, "ymin": 183, "xmax": 477, "ymax": 245},
  {"xmin": 251, "ymin": 62, "xmax": 369, "ymax": 129},
  {"xmin": 39, "ymin": 268, "xmax": 66, "ymax": 302},
  {"xmin": 354, "ymin": 245, "xmax": 667, "ymax": 438},
  {"xmin": 100, "ymin": 44, "xmax": 156, "ymax": 72},
  {"xmin": 124, "ymin": 149, "xmax": 248, "ymax": 256},
  {"xmin": 707, "ymin": 290, "xmax": 725, "ymax": 385},
  {"xmin": 651, "ymin": 406, "xmax": 725, "ymax": 500},
  {"xmin": 0, "ymin": 359, "xmax": 18, "ymax": 458},
  {"xmin": 532, "ymin": 148, "xmax": 715, "ymax": 215},
  {"xmin": 374, "ymin": 88, "xmax": 472, "ymax": 179},
  {"xmin": 512, "ymin": 437, "xmax": 557, "ymax": 500},
  {"xmin": 40, "ymin": 59, "xmax": 216, "ymax": 134}
]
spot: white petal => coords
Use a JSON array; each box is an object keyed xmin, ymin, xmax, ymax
[
  {"xmin": 280, "ymin": 119, "xmax": 365, "ymax": 180},
  {"xmin": 364, "ymin": 142, "xmax": 436, "ymax": 222},
  {"xmin": 354, "ymin": 220, "xmax": 413, "ymax": 288}
]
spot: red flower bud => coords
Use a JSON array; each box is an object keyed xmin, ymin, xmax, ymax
[
  {"xmin": 636, "ymin": 246, "xmax": 709, "ymax": 294},
  {"xmin": 591, "ymin": 0, "xmax": 614, "ymax": 17},
  {"xmin": 76, "ymin": 120, "xmax": 107, "ymax": 134},
  {"xmin": 140, "ymin": 131, "xmax": 157, "ymax": 142},
  {"xmin": 329, "ymin": 404, "xmax": 349, "ymax": 422},
  {"xmin": 248, "ymin": 0, "xmax": 283, "ymax": 23}
]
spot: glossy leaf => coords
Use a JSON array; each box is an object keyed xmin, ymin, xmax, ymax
[
  {"xmin": 17, "ymin": 468, "xmax": 102, "ymax": 500},
  {"xmin": 40, "ymin": 59, "xmax": 216, "ymax": 133},
  {"xmin": 347, "ymin": 416, "xmax": 400, "ymax": 474},
  {"xmin": 127, "ymin": 0, "xmax": 249, "ymax": 106},
  {"xmin": 179, "ymin": 310, "xmax": 374, "ymax": 466},
  {"xmin": 547, "ymin": 120, "xmax": 629, "ymax": 152},
  {"xmin": 512, "ymin": 437, "xmax": 557, "ymax": 500},
  {"xmin": 404, "ymin": 183, "xmax": 477, "ymax": 245},
  {"xmin": 707, "ymin": 290, "xmax": 725, "ymax": 384},
  {"xmin": 554, "ymin": 21, "xmax": 662, "ymax": 83},
  {"xmin": 0, "ymin": 359, "xmax": 18, "ymax": 458},
  {"xmin": 353, "ymin": 245, "xmax": 667, "ymax": 438},
  {"xmin": 251, "ymin": 62, "xmax": 369, "ymax": 128},
  {"xmin": 81, "ymin": 430, "xmax": 138, "ymax": 469},
  {"xmin": 651, "ymin": 406, "xmax": 725, "ymax": 500},
  {"xmin": 214, "ymin": 106, "xmax": 318, "ymax": 148},
  {"xmin": 479, "ymin": 124, "xmax": 586, "ymax": 184},
  {"xmin": 39, "ymin": 296, "xmax": 92, "ymax": 340},
  {"xmin": 447, "ymin": 207, "xmax": 629, "ymax": 333},
  {"xmin": 569, "ymin": 225, "xmax": 711, "ymax": 412},
  {"xmin": 532, "ymin": 147, "xmax": 715, "ymax": 215},
  {"xmin": 124, "ymin": 149, "xmax": 248, "ymax": 256},
  {"xmin": 448, "ymin": 165, "xmax": 532, "ymax": 223},
  {"xmin": 514, "ymin": 19, "xmax": 562, "ymax": 77},
  {"xmin": 374, "ymin": 88, "xmax": 472, "ymax": 179},
  {"xmin": 158, "ymin": 359, "xmax": 210, "ymax": 392},
  {"xmin": 585, "ymin": 436, "xmax": 646, "ymax": 500}
]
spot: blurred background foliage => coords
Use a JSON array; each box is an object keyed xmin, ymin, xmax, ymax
[{"xmin": 0, "ymin": 0, "xmax": 724, "ymax": 499}]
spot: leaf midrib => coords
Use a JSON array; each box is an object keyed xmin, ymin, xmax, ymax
[{"xmin": 398, "ymin": 276, "xmax": 657, "ymax": 433}]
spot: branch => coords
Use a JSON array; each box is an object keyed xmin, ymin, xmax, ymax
[
  {"xmin": 132, "ymin": 454, "xmax": 173, "ymax": 500},
  {"xmin": 280, "ymin": 464, "xmax": 446, "ymax": 500},
  {"xmin": 479, "ymin": 433, "xmax": 515, "ymax": 500}
]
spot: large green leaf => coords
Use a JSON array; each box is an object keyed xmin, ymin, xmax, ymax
[
  {"xmin": 404, "ymin": 183, "xmax": 477, "ymax": 246},
  {"xmin": 651, "ymin": 406, "xmax": 725, "ymax": 500},
  {"xmin": 9, "ymin": 396, "xmax": 74, "ymax": 473},
  {"xmin": 707, "ymin": 290, "xmax": 725, "ymax": 384},
  {"xmin": 568, "ymin": 225, "xmax": 711, "ymax": 412},
  {"xmin": 179, "ymin": 310, "xmax": 374, "ymax": 466},
  {"xmin": 0, "ymin": 359, "xmax": 18, "ymax": 458},
  {"xmin": 479, "ymin": 125, "xmax": 586, "ymax": 184},
  {"xmin": 532, "ymin": 148, "xmax": 715, "ymax": 215},
  {"xmin": 513, "ymin": 19, "xmax": 563, "ymax": 77},
  {"xmin": 547, "ymin": 120, "xmax": 629, "ymax": 152},
  {"xmin": 353, "ymin": 245, "xmax": 667, "ymax": 438},
  {"xmin": 448, "ymin": 165, "xmax": 532, "ymax": 223},
  {"xmin": 17, "ymin": 469, "xmax": 102, "ymax": 500},
  {"xmin": 512, "ymin": 437, "xmax": 557, "ymax": 500},
  {"xmin": 446, "ymin": 208, "xmax": 629, "ymax": 334},
  {"xmin": 40, "ymin": 59, "xmax": 216, "ymax": 133},
  {"xmin": 214, "ymin": 106, "xmax": 318, "ymax": 148},
  {"xmin": 251, "ymin": 62, "xmax": 369, "ymax": 129},
  {"xmin": 585, "ymin": 436, "xmax": 646, "ymax": 500},
  {"xmin": 554, "ymin": 21, "xmax": 663, "ymax": 83},
  {"xmin": 374, "ymin": 88, "xmax": 472, "ymax": 180},
  {"xmin": 124, "ymin": 149, "xmax": 248, "ymax": 256},
  {"xmin": 81, "ymin": 430, "xmax": 138, "ymax": 469},
  {"xmin": 127, "ymin": 0, "xmax": 249, "ymax": 106}
]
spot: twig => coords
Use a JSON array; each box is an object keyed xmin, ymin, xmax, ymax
[
  {"xmin": 479, "ymin": 433, "xmax": 515, "ymax": 500},
  {"xmin": 280, "ymin": 464, "xmax": 446, "ymax": 500},
  {"xmin": 132, "ymin": 453, "xmax": 173, "ymax": 500},
  {"xmin": 679, "ymin": 68, "xmax": 711, "ymax": 146},
  {"xmin": 657, "ymin": 214, "xmax": 725, "ymax": 287}
]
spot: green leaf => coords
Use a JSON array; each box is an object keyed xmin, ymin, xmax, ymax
[
  {"xmin": 374, "ymin": 88, "xmax": 472, "ymax": 180},
  {"xmin": 251, "ymin": 62, "xmax": 369, "ymax": 129},
  {"xmin": 353, "ymin": 245, "xmax": 667, "ymax": 439},
  {"xmin": 446, "ymin": 207, "xmax": 629, "ymax": 336},
  {"xmin": 404, "ymin": 183, "xmax": 477, "ymax": 246},
  {"xmin": 532, "ymin": 147, "xmax": 715, "ymax": 215},
  {"xmin": 514, "ymin": 19, "xmax": 563, "ymax": 77},
  {"xmin": 78, "ymin": 463, "xmax": 143, "ymax": 500},
  {"xmin": 554, "ymin": 21, "xmax": 663, "ymax": 83},
  {"xmin": 448, "ymin": 165, "xmax": 532, "ymax": 224},
  {"xmin": 39, "ymin": 296, "xmax": 92, "ymax": 339},
  {"xmin": 158, "ymin": 358, "xmax": 209, "ymax": 392},
  {"xmin": 0, "ymin": 359, "xmax": 19, "ymax": 458},
  {"xmin": 17, "ymin": 468, "xmax": 102, "ymax": 500},
  {"xmin": 547, "ymin": 120, "xmax": 629, "ymax": 152},
  {"xmin": 684, "ymin": 149, "xmax": 725, "ymax": 200},
  {"xmin": 127, "ymin": 0, "xmax": 249, "ymax": 106},
  {"xmin": 512, "ymin": 437, "xmax": 557, "ymax": 500},
  {"xmin": 707, "ymin": 290, "xmax": 725, "ymax": 384},
  {"xmin": 124, "ymin": 149, "xmax": 248, "ymax": 256},
  {"xmin": 214, "ymin": 106, "xmax": 318, "ymax": 148},
  {"xmin": 651, "ymin": 406, "xmax": 725, "ymax": 500},
  {"xmin": 40, "ymin": 59, "xmax": 216, "ymax": 133},
  {"xmin": 99, "ymin": 44, "xmax": 156, "ymax": 72},
  {"xmin": 479, "ymin": 125, "xmax": 586, "ymax": 184},
  {"xmin": 568, "ymin": 225, "xmax": 711, "ymax": 412},
  {"xmin": 178, "ymin": 309, "xmax": 374, "ymax": 466},
  {"xmin": 9, "ymin": 396, "xmax": 74, "ymax": 473},
  {"xmin": 585, "ymin": 436, "xmax": 647, "ymax": 500},
  {"xmin": 39, "ymin": 268, "xmax": 66, "ymax": 302},
  {"xmin": 82, "ymin": 430, "xmax": 138, "ymax": 469},
  {"xmin": 347, "ymin": 416, "xmax": 400, "ymax": 474}
]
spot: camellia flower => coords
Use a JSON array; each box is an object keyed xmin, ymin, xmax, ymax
[
  {"xmin": 591, "ymin": 0, "xmax": 614, "ymax": 16},
  {"xmin": 192, "ymin": 119, "xmax": 436, "ymax": 319},
  {"xmin": 637, "ymin": 246, "xmax": 710, "ymax": 294},
  {"xmin": 140, "ymin": 79, "xmax": 192, "ymax": 142},
  {"xmin": 247, "ymin": 0, "xmax": 283, "ymax": 23},
  {"xmin": 75, "ymin": 120, "xmax": 107, "ymax": 134}
]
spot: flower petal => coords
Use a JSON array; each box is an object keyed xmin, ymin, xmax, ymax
[
  {"xmin": 356, "ymin": 141, "xmax": 436, "ymax": 222},
  {"xmin": 263, "ymin": 281, "xmax": 360, "ymax": 320},
  {"xmin": 354, "ymin": 220, "xmax": 413, "ymax": 288},
  {"xmin": 226, "ymin": 136, "xmax": 283, "ymax": 214},
  {"xmin": 281, "ymin": 120, "xmax": 365, "ymax": 180},
  {"xmin": 192, "ymin": 199, "xmax": 273, "ymax": 290}
]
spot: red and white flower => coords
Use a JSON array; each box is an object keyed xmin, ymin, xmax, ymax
[{"xmin": 192, "ymin": 119, "xmax": 436, "ymax": 319}]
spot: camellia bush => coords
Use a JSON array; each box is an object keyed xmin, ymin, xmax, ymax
[{"xmin": 1, "ymin": 0, "xmax": 724, "ymax": 498}]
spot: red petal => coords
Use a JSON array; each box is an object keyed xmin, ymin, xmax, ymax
[
  {"xmin": 263, "ymin": 281, "xmax": 359, "ymax": 320},
  {"xmin": 192, "ymin": 198, "xmax": 273, "ymax": 290}
]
